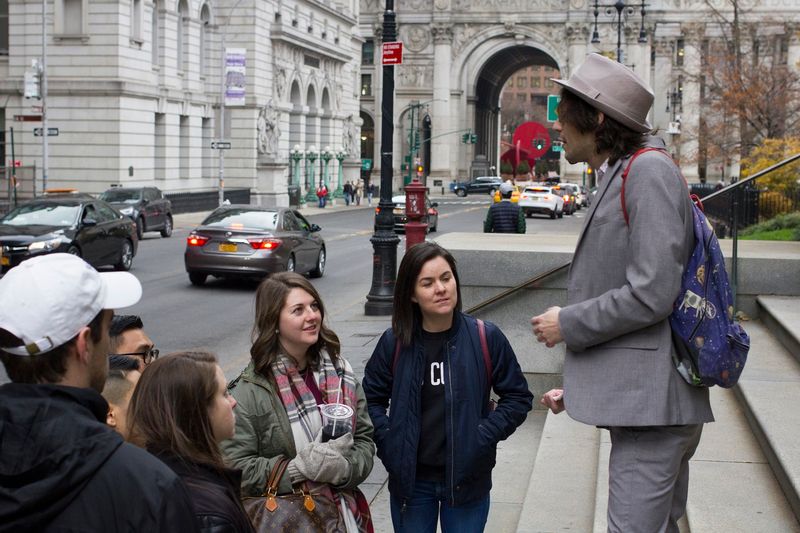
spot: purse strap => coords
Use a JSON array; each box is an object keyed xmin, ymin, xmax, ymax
[{"xmin": 265, "ymin": 455, "xmax": 291, "ymax": 497}]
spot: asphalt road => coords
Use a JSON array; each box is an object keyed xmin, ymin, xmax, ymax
[{"xmin": 0, "ymin": 196, "xmax": 586, "ymax": 382}]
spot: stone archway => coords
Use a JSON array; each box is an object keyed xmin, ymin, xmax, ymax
[{"xmin": 472, "ymin": 46, "xmax": 560, "ymax": 174}]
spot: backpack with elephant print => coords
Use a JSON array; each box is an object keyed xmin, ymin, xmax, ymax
[{"xmin": 622, "ymin": 147, "xmax": 750, "ymax": 388}]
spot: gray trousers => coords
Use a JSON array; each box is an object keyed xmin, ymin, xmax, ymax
[{"xmin": 607, "ymin": 424, "xmax": 703, "ymax": 533}]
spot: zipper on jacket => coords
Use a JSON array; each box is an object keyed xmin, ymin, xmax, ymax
[{"xmin": 446, "ymin": 340, "xmax": 456, "ymax": 506}]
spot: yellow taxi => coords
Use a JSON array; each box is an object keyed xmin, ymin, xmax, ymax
[{"xmin": 493, "ymin": 184, "xmax": 521, "ymax": 203}]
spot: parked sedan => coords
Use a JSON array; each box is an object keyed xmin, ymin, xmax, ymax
[
  {"xmin": 100, "ymin": 186, "xmax": 173, "ymax": 239},
  {"xmin": 0, "ymin": 196, "xmax": 138, "ymax": 273},
  {"xmin": 391, "ymin": 194, "xmax": 439, "ymax": 233},
  {"xmin": 518, "ymin": 186, "xmax": 564, "ymax": 219},
  {"xmin": 184, "ymin": 205, "xmax": 325, "ymax": 286}
]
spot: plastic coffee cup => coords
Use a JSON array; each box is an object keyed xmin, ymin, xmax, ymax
[{"xmin": 319, "ymin": 403, "xmax": 354, "ymax": 442}]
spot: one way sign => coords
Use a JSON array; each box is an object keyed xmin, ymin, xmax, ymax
[{"xmin": 33, "ymin": 127, "xmax": 59, "ymax": 137}]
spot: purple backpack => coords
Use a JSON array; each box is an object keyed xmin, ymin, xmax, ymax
[{"xmin": 622, "ymin": 148, "xmax": 750, "ymax": 387}]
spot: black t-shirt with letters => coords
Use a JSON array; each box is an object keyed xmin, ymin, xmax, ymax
[{"xmin": 416, "ymin": 327, "xmax": 450, "ymax": 481}]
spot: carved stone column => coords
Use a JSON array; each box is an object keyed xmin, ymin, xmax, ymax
[
  {"xmin": 680, "ymin": 23, "xmax": 703, "ymax": 183},
  {"xmin": 431, "ymin": 22, "xmax": 453, "ymax": 181},
  {"xmin": 651, "ymin": 37, "xmax": 672, "ymax": 131},
  {"xmin": 787, "ymin": 23, "xmax": 800, "ymax": 83}
]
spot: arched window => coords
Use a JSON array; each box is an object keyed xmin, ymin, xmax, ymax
[
  {"xmin": 177, "ymin": 0, "xmax": 188, "ymax": 72},
  {"xmin": 151, "ymin": 0, "xmax": 160, "ymax": 65},
  {"xmin": 199, "ymin": 4, "xmax": 210, "ymax": 77}
]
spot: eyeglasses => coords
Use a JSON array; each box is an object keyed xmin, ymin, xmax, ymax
[{"xmin": 110, "ymin": 348, "xmax": 160, "ymax": 365}]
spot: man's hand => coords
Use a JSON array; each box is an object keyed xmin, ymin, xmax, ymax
[
  {"xmin": 540, "ymin": 388, "xmax": 565, "ymax": 414},
  {"xmin": 531, "ymin": 306, "xmax": 564, "ymax": 347}
]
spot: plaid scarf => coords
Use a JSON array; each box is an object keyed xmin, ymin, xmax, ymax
[{"xmin": 270, "ymin": 350, "xmax": 371, "ymax": 533}]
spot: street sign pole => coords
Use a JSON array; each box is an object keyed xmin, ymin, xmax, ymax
[
  {"xmin": 41, "ymin": 0, "xmax": 48, "ymax": 194},
  {"xmin": 365, "ymin": 0, "xmax": 400, "ymax": 316}
]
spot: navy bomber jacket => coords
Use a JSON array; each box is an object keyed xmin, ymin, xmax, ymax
[{"xmin": 362, "ymin": 312, "xmax": 533, "ymax": 507}]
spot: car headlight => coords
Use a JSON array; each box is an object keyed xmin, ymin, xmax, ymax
[
  {"xmin": 119, "ymin": 206, "xmax": 134, "ymax": 215},
  {"xmin": 28, "ymin": 237, "xmax": 63, "ymax": 253}
]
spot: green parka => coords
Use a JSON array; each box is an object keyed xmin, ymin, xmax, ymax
[{"xmin": 220, "ymin": 361, "xmax": 375, "ymax": 497}]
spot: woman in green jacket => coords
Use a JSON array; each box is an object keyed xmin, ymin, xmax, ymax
[{"xmin": 221, "ymin": 272, "xmax": 375, "ymax": 532}]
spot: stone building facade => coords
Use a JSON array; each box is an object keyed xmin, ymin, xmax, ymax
[
  {"xmin": 0, "ymin": 0, "xmax": 363, "ymax": 205},
  {"xmin": 358, "ymin": 0, "xmax": 800, "ymax": 187}
]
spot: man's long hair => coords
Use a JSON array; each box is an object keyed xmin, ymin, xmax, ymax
[{"xmin": 558, "ymin": 90, "xmax": 647, "ymax": 165}]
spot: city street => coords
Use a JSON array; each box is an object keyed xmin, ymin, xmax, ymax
[
  {"xmin": 0, "ymin": 195, "xmax": 585, "ymax": 385},
  {"xmin": 123, "ymin": 196, "xmax": 586, "ymax": 377}
]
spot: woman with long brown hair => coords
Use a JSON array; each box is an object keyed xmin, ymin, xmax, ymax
[
  {"xmin": 127, "ymin": 351, "xmax": 253, "ymax": 533},
  {"xmin": 222, "ymin": 272, "xmax": 375, "ymax": 532}
]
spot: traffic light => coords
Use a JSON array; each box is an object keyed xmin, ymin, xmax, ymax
[
  {"xmin": 470, "ymin": 133, "xmax": 477, "ymax": 143},
  {"xmin": 416, "ymin": 164, "xmax": 424, "ymax": 177},
  {"xmin": 533, "ymin": 138, "xmax": 544, "ymax": 150}
]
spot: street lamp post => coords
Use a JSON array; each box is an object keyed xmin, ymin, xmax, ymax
[
  {"xmin": 321, "ymin": 146, "xmax": 333, "ymax": 202},
  {"xmin": 591, "ymin": 0, "xmax": 648, "ymax": 63},
  {"xmin": 365, "ymin": 0, "xmax": 400, "ymax": 316},
  {"xmin": 305, "ymin": 146, "xmax": 318, "ymax": 204},
  {"xmin": 334, "ymin": 147, "xmax": 347, "ymax": 199},
  {"xmin": 290, "ymin": 144, "xmax": 304, "ymax": 206}
]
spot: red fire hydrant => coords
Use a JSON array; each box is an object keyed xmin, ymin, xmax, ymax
[{"xmin": 404, "ymin": 177, "xmax": 428, "ymax": 250}]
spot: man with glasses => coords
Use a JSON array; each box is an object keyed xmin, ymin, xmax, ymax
[
  {"xmin": 0, "ymin": 254, "xmax": 198, "ymax": 531},
  {"xmin": 109, "ymin": 315, "xmax": 158, "ymax": 369}
]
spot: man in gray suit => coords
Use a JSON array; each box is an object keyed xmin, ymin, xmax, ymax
[{"xmin": 531, "ymin": 53, "xmax": 714, "ymax": 532}]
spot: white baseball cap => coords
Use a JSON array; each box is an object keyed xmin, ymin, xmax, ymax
[{"xmin": 0, "ymin": 254, "xmax": 142, "ymax": 356}]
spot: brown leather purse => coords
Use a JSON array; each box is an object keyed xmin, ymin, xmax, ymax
[{"xmin": 242, "ymin": 456, "xmax": 345, "ymax": 533}]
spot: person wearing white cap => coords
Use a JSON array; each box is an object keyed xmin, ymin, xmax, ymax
[
  {"xmin": 0, "ymin": 253, "xmax": 199, "ymax": 532},
  {"xmin": 483, "ymin": 182, "xmax": 525, "ymax": 233},
  {"xmin": 530, "ymin": 54, "xmax": 713, "ymax": 532}
]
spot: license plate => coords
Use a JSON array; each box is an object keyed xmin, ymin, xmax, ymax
[{"xmin": 218, "ymin": 243, "xmax": 238, "ymax": 253}]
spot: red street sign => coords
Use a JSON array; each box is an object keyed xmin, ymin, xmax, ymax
[
  {"xmin": 14, "ymin": 115, "xmax": 42, "ymax": 122},
  {"xmin": 382, "ymin": 42, "xmax": 403, "ymax": 65}
]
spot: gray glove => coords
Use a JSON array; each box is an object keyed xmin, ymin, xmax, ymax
[
  {"xmin": 288, "ymin": 442, "xmax": 351, "ymax": 486},
  {"xmin": 326, "ymin": 432, "xmax": 354, "ymax": 456}
]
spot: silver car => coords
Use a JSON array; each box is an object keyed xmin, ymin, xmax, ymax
[{"xmin": 184, "ymin": 205, "xmax": 325, "ymax": 286}]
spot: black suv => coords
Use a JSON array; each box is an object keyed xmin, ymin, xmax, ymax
[
  {"xmin": 100, "ymin": 187, "xmax": 173, "ymax": 239},
  {"xmin": 453, "ymin": 176, "xmax": 503, "ymax": 197}
]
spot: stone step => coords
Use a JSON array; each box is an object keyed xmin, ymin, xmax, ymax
[
  {"xmin": 686, "ymin": 386, "xmax": 800, "ymax": 532},
  {"xmin": 758, "ymin": 295, "xmax": 800, "ymax": 365},
  {"xmin": 734, "ymin": 319, "xmax": 800, "ymax": 525},
  {"xmin": 517, "ymin": 411, "xmax": 599, "ymax": 533}
]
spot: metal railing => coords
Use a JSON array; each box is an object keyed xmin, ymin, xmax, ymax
[
  {"xmin": 465, "ymin": 152, "xmax": 800, "ymax": 315},
  {"xmin": 466, "ymin": 261, "xmax": 571, "ymax": 315},
  {"xmin": 691, "ymin": 153, "xmax": 800, "ymax": 309}
]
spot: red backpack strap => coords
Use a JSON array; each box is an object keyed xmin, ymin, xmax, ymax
[
  {"xmin": 476, "ymin": 319, "xmax": 492, "ymax": 388},
  {"xmin": 620, "ymin": 147, "xmax": 671, "ymax": 226}
]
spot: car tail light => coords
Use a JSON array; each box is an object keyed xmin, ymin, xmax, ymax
[
  {"xmin": 187, "ymin": 234, "xmax": 209, "ymax": 247},
  {"xmin": 247, "ymin": 238, "xmax": 282, "ymax": 250}
]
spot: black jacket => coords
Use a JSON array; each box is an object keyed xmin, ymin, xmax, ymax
[
  {"xmin": 363, "ymin": 313, "xmax": 533, "ymax": 507},
  {"xmin": 0, "ymin": 383, "xmax": 199, "ymax": 533},
  {"xmin": 484, "ymin": 200, "xmax": 525, "ymax": 233},
  {"xmin": 156, "ymin": 452, "xmax": 255, "ymax": 533}
]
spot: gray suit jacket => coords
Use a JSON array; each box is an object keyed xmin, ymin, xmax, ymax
[{"xmin": 559, "ymin": 137, "xmax": 714, "ymax": 427}]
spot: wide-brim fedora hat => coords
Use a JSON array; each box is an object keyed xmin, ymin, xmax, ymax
[{"xmin": 551, "ymin": 53, "xmax": 653, "ymax": 133}]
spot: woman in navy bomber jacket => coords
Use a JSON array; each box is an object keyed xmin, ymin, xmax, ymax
[{"xmin": 363, "ymin": 242, "xmax": 533, "ymax": 533}]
